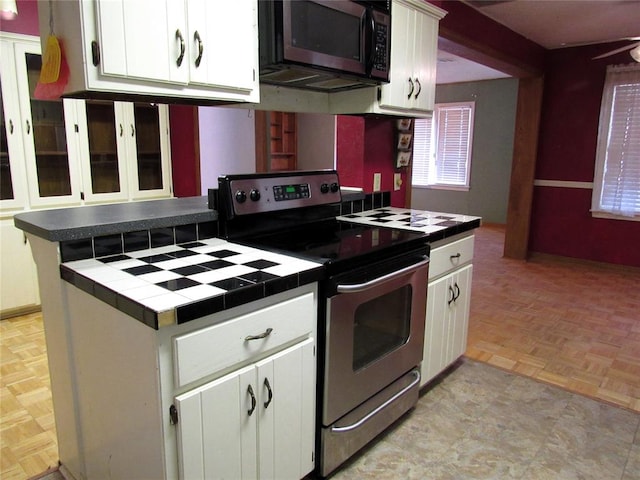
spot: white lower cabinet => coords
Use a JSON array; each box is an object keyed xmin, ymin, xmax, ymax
[
  {"xmin": 175, "ymin": 338, "xmax": 315, "ymax": 480},
  {"xmin": 0, "ymin": 220, "xmax": 39, "ymax": 315},
  {"xmin": 421, "ymin": 234, "xmax": 475, "ymax": 387}
]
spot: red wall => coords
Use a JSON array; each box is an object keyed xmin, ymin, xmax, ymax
[
  {"xmin": 530, "ymin": 42, "xmax": 640, "ymax": 267},
  {"xmin": 336, "ymin": 116, "xmax": 410, "ymax": 207},
  {"xmin": 0, "ymin": 0, "xmax": 39, "ymax": 36},
  {"xmin": 169, "ymin": 105, "xmax": 200, "ymax": 197}
]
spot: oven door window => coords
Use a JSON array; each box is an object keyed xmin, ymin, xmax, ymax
[{"xmin": 353, "ymin": 285, "xmax": 412, "ymax": 371}]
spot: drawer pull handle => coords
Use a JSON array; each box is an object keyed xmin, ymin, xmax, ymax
[
  {"xmin": 245, "ymin": 327, "xmax": 273, "ymax": 342},
  {"xmin": 450, "ymin": 253, "xmax": 461, "ymax": 260},
  {"xmin": 247, "ymin": 384, "xmax": 256, "ymax": 416},
  {"xmin": 263, "ymin": 378, "xmax": 273, "ymax": 409}
]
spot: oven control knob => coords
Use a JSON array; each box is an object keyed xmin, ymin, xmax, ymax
[
  {"xmin": 320, "ymin": 183, "xmax": 329, "ymax": 194},
  {"xmin": 235, "ymin": 190, "xmax": 247, "ymax": 203},
  {"xmin": 249, "ymin": 189, "xmax": 261, "ymax": 201},
  {"xmin": 330, "ymin": 182, "xmax": 339, "ymax": 193}
]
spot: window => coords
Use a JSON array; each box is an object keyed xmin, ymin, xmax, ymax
[
  {"xmin": 592, "ymin": 64, "xmax": 640, "ymax": 219},
  {"xmin": 412, "ymin": 102, "xmax": 475, "ymax": 190}
]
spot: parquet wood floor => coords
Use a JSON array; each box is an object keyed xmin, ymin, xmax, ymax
[
  {"xmin": 1, "ymin": 224, "xmax": 638, "ymax": 479},
  {"xmin": 0, "ymin": 312, "xmax": 58, "ymax": 479},
  {"xmin": 466, "ymin": 224, "xmax": 640, "ymax": 413}
]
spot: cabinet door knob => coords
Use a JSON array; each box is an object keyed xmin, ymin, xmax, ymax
[
  {"xmin": 9, "ymin": 119, "xmax": 13, "ymax": 134},
  {"xmin": 263, "ymin": 377, "xmax": 273, "ymax": 409},
  {"xmin": 119, "ymin": 124, "xmax": 124, "ymax": 137},
  {"xmin": 175, "ymin": 29, "xmax": 185, "ymax": 67},
  {"xmin": 454, "ymin": 282, "xmax": 461, "ymax": 301},
  {"xmin": 247, "ymin": 384, "xmax": 257, "ymax": 416},
  {"xmin": 414, "ymin": 78, "xmax": 421, "ymax": 99},
  {"xmin": 194, "ymin": 31, "xmax": 203, "ymax": 68},
  {"xmin": 130, "ymin": 124, "xmax": 135, "ymax": 137},
  {"xmin": 407, "ymin": 78, "xmax": 414, "ymax": 100}
]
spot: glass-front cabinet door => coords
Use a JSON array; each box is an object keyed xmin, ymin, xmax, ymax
[
  {"xmin": 0, "ymin": 40, "xmax": 28, "ymax": 211},
  {"xmin": 14, "ymin": 41, "xmax": 81, "ymax": 207},
  {"xmin": 76, "ymin": 99, "xmax": 129, "ymax": 203},
  {"xmin": 126, "ymin": 102, "xmax": 172, "ymax": 199}
]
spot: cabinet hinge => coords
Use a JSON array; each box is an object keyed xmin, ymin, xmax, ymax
[
  {"xmin": 377, "ymin": 87, "xmax": 382, "ymax": 102},
  {"xmin": 253, "ymin": 68, "xmax": 256, "ymax": 82},
  {"xmin": 312, "ymin": 451, "xmax": 314, "ymax": 462},
  {"xmin": 80, "ymin": 191, "xmax": 84, "ymax": 201},
  {"xmin": 91, "ymin": 41, "xmax": 100, "ymax": 67},
  {"xmin": 74, "ymin": 124, "xmax": 79, "ymax": 133},
  {"xmin": 169, "ymin": 404, "xmax": 178, "ymax": 425}
]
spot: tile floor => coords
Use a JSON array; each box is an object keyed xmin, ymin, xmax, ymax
[
  {"xmin": 2, "ymin": 224, "xmax": 640, "ymax": 479},
  {"xmin": 330, "ymin": 358, "xmax": 640, "ymax": 479}
]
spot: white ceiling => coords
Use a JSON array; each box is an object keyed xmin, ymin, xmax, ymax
[{"xmin": 436, "ymin": 0, "xmax": 640, "ymax": 84}]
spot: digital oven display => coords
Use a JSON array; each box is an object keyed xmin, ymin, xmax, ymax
[{"xmin": 273, "ymin": 183, "xmax": 310, "ymax": 201}]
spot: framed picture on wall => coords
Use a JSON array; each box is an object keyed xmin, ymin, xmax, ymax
[
  {"xmin": 396, "ymin": 119, "xmax": 412, "ymax": 131},
  {"xmin": 396, "ymin": 150, "xmax": 412, "ymax": 168},
  {"xmin": 397, "ymin": 133, "xmax": 412, "ymax": 150}
]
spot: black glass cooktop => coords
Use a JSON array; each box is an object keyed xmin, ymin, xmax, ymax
[{"xmin": 237, "ymin": 219, "xmax": 428, "ymax": 271}]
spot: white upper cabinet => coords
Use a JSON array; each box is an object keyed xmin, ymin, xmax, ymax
[
  {"xmin": 37, "ymin": 0, "xmax": 259, "ymax": 103},
  {"xmin": 330, "ymin": 0, "xmax": 445, "ymax": 117}
]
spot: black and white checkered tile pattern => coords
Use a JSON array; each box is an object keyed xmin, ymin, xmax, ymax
[
  {"xmin": 338, "ymin": 207, "xmax": 481, "ymax": 235},
  {"xmin": 60, "ymin": 238, "xmax": 322, "ymax": 328}
]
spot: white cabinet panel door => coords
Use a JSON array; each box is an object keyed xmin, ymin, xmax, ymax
[
  {"xmin": 96, "ymin": 0, "xmax": 188, "ymax": 84},
  {"xmin": 175, "ymin": 363, "xmax": 256, "ymax": 480}
]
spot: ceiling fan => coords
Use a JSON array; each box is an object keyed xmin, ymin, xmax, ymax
[{"xmin": 592, "ymin": 38, "xmax": 640, "ymax": 62}]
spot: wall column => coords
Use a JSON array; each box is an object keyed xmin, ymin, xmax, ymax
[{"xmin": 504, "ymin": 76, "xmax": 544, "ymax": 259}]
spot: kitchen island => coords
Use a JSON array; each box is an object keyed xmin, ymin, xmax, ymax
[{"xmin": 14, "ymin": 195, "xmax": 480, "ymax": 480}]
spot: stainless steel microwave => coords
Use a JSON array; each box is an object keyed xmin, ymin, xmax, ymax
[{"xmin": 258, "ymin": 0, "xmax": 391, "ymax": 92}]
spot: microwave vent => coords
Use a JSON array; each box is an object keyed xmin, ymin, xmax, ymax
[
  {"xmin": 262, "ymin": 69, "xmax": 321, "ymax": 83},
  {"xmin": 307, "ymin": 78, "xmax": 364, "ymax": 90}
]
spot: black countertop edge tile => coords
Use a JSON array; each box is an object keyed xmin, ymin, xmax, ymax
[
  {"xmin": 299, "ymin": 266, "xmax": 326, "ymax": 285},
  {"xmin": 264, "ymin": 275, "xmax": 299, "ymax": 297},
  {"xmin": 223, "ymin": 284, "xmax": 265, "ymax": 311},
  {"xmin": 177, "ymin": 296, "xmax": 225, "ymax": 325},
  {"xmin": 14, "ymin": 196, "xmax": 217, "ymax": 242}
]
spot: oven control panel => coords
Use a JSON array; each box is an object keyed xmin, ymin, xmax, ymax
[{"xmin": 218, "ymin": 171, "xmax": 342, "ymax": 217}]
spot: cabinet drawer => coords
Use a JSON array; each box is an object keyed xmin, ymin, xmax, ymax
[
  {"xmin": 173, "ymin": 292, "xmax": 315, "ymax": 388},
  {"xmin": 429, "ymin": 235, "xmax": 474, "ymax": 280}
]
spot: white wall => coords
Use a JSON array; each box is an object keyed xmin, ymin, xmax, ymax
[
  {"xmin": 411, "ymin": 78, "xmax": 518, "ymax": 223},
  {"xmin": 296, "ymin": 114, "xmax": 336, "ymax": 171},
  {"xmin": 198, "ymin": 107, "xmax": 256, "ymax": 192}
]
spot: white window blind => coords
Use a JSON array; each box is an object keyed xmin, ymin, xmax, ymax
[
  {"xmin": 592, "ymin": 64, "xmax": 640, "ymax": 218},
  {"xmin": 412, "ymin": 102, "xmax": 474, "ymax": 189}
]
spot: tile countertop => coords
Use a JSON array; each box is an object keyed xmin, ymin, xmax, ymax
[
  {"xmin": 60, "ymin": 237, "xmax": 323, "ymax": 329},
  {"xmin": 338, "ymin": 207, "xmax": 482, "ymax": 240}
]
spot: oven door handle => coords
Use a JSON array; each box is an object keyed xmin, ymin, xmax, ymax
[
  {"xmin": 331, "ymin": 370, "xmax": 420, "ymax": 433},
  {"xmin": 336, "ymin": 256, "xmax": 429, "ymax": 294}
]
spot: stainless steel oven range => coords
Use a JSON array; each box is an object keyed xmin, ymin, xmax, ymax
[{"xmin": 214, "ymin": 170, "xmax": 429, "ymax": 477}]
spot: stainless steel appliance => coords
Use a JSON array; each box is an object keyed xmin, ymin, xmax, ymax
[
  {"xmin": 258, "ymin": 0, "xmax": 391, "ymax": 91},
  {"xmin": 214, "ymin": 170, "xmax": 429, "ymax": 477}
]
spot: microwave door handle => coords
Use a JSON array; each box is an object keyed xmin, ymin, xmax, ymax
[
  {"xmin": 365, "ymin": 8, "xmax": 376, "ymax": 75},
  {"xmin": 336, "ymin": 256, "xmax": 429, "ymax": 294}
]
